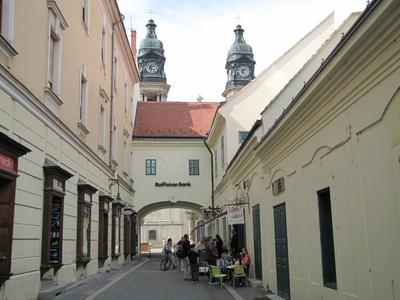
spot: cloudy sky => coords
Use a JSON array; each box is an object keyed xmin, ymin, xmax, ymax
[{"xmin": 117, "ymin": 0, "xmax": 367, "ymax": 102}]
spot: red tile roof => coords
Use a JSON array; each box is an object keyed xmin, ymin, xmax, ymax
[{"xmin": 133, "ymin": 102, "xmax": 220, "ymax": 138}]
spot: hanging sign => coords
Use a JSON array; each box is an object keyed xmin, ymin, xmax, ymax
[
  {"xmin": 227, "ymin": 207, "xmax": 245, "ymax": 225},
  {"xmin": 0, "ymin": 153, "xmax": 16, "ymax": 172}
]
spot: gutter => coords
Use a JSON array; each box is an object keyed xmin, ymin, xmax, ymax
[{"xmin": 203, "ymin": 138, "xmax": 215, "ymax": 217}]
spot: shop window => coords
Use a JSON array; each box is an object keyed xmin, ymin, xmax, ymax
[
  {"xmin": 148, "ymin": 230, "xmax": 156, "ymax": 240},
  {"xmin": 0, "ymin": 133, "xmax": 30, "ymax": 287},
  {"xmin": 41, "ymin": 159, "xmax": 72, "ymax": 278},
  {"xmin": 112, "ymin": 202, "xmax": 123, "ymax": 257},
  {"xmin": 145, "ymin": 159, "xmax": 156, "ymax": 175},
  {"xmin": 98, "ymin": 195, "xmax": 111, "ymax": 267},
  {"xmin": 318, "ymin": 188, "xmax": 337, "ymax": 289},
  {"xmin": 76, "ymin": 182, "xmax": 97, "ymax": 265},
  {"xmin": 124, "ymin": 215, "xmax": 132, "ymax": 256},
  {"xmin": 189, "ymin": 159, "xmax": 199, "ymax": 175}
]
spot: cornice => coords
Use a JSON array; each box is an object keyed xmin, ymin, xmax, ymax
[{"xmin": 0, "ymin": 65, "xmax": 134, "ymax": 192}]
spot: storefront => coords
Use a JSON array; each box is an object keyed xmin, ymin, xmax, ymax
[{"xmin": 0, "ymin": 132, "xmax": 30, "ymax": 287}]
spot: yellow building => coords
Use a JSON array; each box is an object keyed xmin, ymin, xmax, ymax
[
  {"xmin": 208, "ymin": 0, "xmax": 400, "ymax": 299},
  {"xmin": 0, "ymin": 1, "xmax": 138, "ymax": 299}
]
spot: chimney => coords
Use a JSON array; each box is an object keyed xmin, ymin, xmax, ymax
[{"xmin": 130, "ymin": 29, "xmax": 137, "ymax": 60}]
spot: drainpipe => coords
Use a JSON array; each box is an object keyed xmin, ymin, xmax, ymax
[{"xmin": 203, "ymin": 138, "xmax": 215, "ymax": 217}]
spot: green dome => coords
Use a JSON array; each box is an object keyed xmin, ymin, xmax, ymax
[
  {"xmin": 227, "ymin": 25, "xmax": 254, "ymax": 63},
  {"xmin": 138, "ymin": 19, "xmax": 165, "ymax": 58}
]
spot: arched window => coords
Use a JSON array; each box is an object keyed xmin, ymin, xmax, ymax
[{"xmin": 148, "ymin": 230, "xmax": 156, "ymax": 240}]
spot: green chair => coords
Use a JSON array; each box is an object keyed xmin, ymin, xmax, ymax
[
  {"xmin": 209, "ymin": 265, "xmax": 227, "ymax": 287},
  {"xmin": 233, "ymin": 265, "xmax": 247, "ymax": 287}
]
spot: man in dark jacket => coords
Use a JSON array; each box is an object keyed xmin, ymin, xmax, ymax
[
  {"xmin": 188, "ymin": 244, "xmax": 199, "ymax": 283},
  {"xmin": 182, "ymin": 234, "xmax": 191, "ymax": 280}
]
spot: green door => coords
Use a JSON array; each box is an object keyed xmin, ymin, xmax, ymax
[
  {"xmin": 274, "ymin": 203, "xmax": 290, "ymax": 300},
  {"xmin": 252, "ymin": 204, "xmax": 263, "ymax": 280}
]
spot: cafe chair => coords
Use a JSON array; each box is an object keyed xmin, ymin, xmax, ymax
[
  {"xmin": 209, "ymin": 265, "xmax": 227, "ymax": 287},
  {"xmin": 233, "ymin": 265, "xmax": 247, "ymax": 287}
]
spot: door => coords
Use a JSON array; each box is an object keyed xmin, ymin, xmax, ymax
[
  {"xmin": 252, "ymin": 204, "xmax": 262, "ymax": 280},
  {"xmin": 0, "ymin": 177, "xmax": 13, "ymax": 276},
  {"xmin": 274, "ymin": 203, "xmax": 290, "ymax": 300}
]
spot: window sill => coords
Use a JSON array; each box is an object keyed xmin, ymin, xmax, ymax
[
  {"xmin": 98, "ymin": 144, "xmax": 107, "ymax": 154},
  {"xmin": 0, "ymin": 34, "xmax": 18, "ymax": 62},
  {"xmin": 81, "ymin": 21, "xmax": 89, "ymax": 35},
  {"xmin": 77, "ymin": 122, "xmax": 90, "ymax": 139},
  {"xmin": 111, "ymin": 159, "xmax": 119, "ymax": 168}
]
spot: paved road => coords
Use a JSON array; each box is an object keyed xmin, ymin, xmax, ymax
[{"xmin": 54, "ymin": 255, "xmax": 266, "ymax": 300}]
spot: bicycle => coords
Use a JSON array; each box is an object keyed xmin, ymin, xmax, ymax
[{"xmin": 160, "ymin": 254, "xmax": 172, "ymax": 271}]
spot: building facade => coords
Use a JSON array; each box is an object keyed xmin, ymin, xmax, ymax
[
  {"xmin": 207, "ymin": 0, "xmax": 400, "ymax": 299},
  {"xmin": 0, "ymin": 1, "xmax": 138, "ymax": 299}
]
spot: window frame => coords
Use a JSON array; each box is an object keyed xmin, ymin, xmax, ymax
[
  {"xmin": 189, "ymin": 159, "xmax": 200, "ymax": 176},
  {"xmin": 145, "ymin": 159, "xmax": 156, "ymax": 175},
  {"xmin": 76, "ymin": 183, "xmax": 97, "ymax": 265},
  {"xmin": 148, "ymin": 230, "xmax": 156, "ymax": 240},
  {"xmin": 82, "ymin": 0, "xmax": 89, "ymax": 31},
  {"xmin": 79, "ymin": 69, "xmax": 88, "ymax": 127},
  {"xmin": 220, "ymin": 136, "xmax": 225, "ymax": 167},
  {"xmin": 98, "ymin": 195, "xmax": 111, "ymax": 267}
]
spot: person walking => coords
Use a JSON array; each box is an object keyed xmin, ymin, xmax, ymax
[
  {"xmin": 188, "ymin": 244, "xmax": 199, "ymax": 283},
  {"xmin": 163, "ymin": 238, "xmax": 177, "ymax": 269},
  {"xmin": 182, "ymin": 234, "xmax": 191, "ymax": 280}
]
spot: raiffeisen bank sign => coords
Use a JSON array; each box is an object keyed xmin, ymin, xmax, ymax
[{"xmin": 155, "ymin": 181, "xmax": 191, "ymax": 187}]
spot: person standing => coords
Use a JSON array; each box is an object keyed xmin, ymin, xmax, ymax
[
  {"xmin": 182, "ymin": 234, "xmax": 191, "ymax": 280},
  {"xmin": 188, "ymin": 244, "xmax": 199, "ymax": 283},
  {"xmin": 176, "ymin": 236, "xmax": 185, "ymax": 271},
  {"xmin": 240, "ymin": 248, "xmax": 251, "ymax": 277},
  {"xmin": 216, "ymin": 234, "xmax": 223, "ymax": 258}
]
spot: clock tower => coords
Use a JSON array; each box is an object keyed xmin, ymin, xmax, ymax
[
  {"xmin": 222, "ymin": 25, "xmax": 255, "ymax": 99},
  {"xmin": 138, "ymin": 19, "xmax": 170, "ymax": 101}
]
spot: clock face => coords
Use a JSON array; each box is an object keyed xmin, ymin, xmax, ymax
[
  {"xmin": 237, "ymin": 65, "xmax": 250, "ymax": 77},
  {"xmin": 145, "ymin": 62, "xmax": 158, "ymax": 74}
]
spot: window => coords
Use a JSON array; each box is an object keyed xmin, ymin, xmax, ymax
[
  {"xmin": 41, "ymin": 161, "xmax": 73, "ymax": 278},
  {"xmin": 221, "ymin": 136, "xmax": 225, "ymax": 167},
  {"xmin": 124, "ymin": 141, "xmax": 128, "ymax": 173},
  {"xmin": 318, "ymin": 188, "xmax": 337, "ymax": 289},
  {"xmin": 101, "ymin": 27, "xmax": 106, "ymax": 66},
  {"xmin": 77, "ymin": 183, "xmax": 97, "ymax": 264},
  {"xmin": 0, "ymin": 0, "xmax": 14, "ymax": 45},
  {"xmin": 148, "ymin": 230, "xmax": 156, "ymax": 240},
  {"xmin": 98, "ymin": 94, "xmax": 106, "ymax": 149},
  {"xmin": 112, "ymin": 203, "xmax": 122, "ymax": 257},
  {"xmin": 98, "ymin": 195, "xmax": 111, "ymax": 267},
  {"xmin": 238, "ymin": 131, "xmax": 249, "ymax": 144},
  {"xmin": 214, "ymin": 150, "xmax": 218, "ymax": 177},
  {"xmin": 113, "ymin": 56, "xmax": 118, "ymax": 91},
  {"xmin": 111, "ymin": 118, "xmax": 117, "ymax": 162},
  {"xmin": 79, "ymin": 71, "xmax": 88, "ymax": 126},
  {"xmin": 189, "ymin": 159, "xmax": 199, "ymax": 175},
  {"xmin": 47, "ymin": 5, "xmax": 65, "ymax": 96},
  {"xmin": 146, "ymin": 159, "xmax": 156, "ymax": 175},
  {"xmin": 124, "ymin": 83, "xmax": 128, "ymax": 114},
  {"xmin": 82, "ymin": 0, "xmax": 89, "ymax": 29}
]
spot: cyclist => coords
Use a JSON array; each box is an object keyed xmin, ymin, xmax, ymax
[{"xmin": 163, "ymin": 238, "xmax": 177, "ymax": 269}]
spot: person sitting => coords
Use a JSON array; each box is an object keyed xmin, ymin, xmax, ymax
[{"xmin": 218, "ymin": 252, "xmax": 229, "ymax": 274}]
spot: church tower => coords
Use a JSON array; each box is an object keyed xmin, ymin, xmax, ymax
[
  {"xmin": 222, "ymin": 25, "xmax": 255, "ymax": 99},
  {"xmin": 138, "ymin": 19, "xmax": 170, "ymax": 101}
]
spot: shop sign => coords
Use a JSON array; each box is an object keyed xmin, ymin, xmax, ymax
[
  {"xmin": 155, "ymin": 181, "xmax": 191, "ymax": 187},
  {"xmin": 0, "ymin": 152, "xmax": 16, "ymax": 172},
  {"xmin": 227, "ymin": 207, "xmax": 245, "ymax": 225}
]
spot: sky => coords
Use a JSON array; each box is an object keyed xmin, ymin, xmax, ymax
[{"xmin": 117, "ymin": 0, "xmax": 367, "ymax": 102}]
